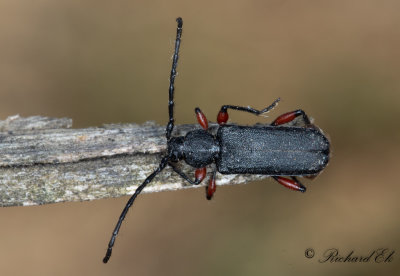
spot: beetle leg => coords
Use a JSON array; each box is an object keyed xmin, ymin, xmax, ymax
[
  {"xmin": 195, "ymin": 167, "xmax": 207, "ymax": 183},
  {"xmin": 195, "ymin": 108, "xmax": 209, "ymax": 130},
  {"xmin": 206, "ymin": 169, "xmax": 217, "ymax": 200},
  {"xmin": 169, "ymin": 162, "xmax": 205, "ymax": 185},
  {"xmin": 272, "ymin": 176, "xmax": 306, "ymax": 192},
  {"xmin": 217, "ymin": 98, "xmax": 280, "ymax": 125},
  {"xmin": 271, "ymin": 109, "xmax": 311, "ymax": 126}
]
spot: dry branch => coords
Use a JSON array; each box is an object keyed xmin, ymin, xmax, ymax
[{"xmin": 0, "ymin": 115, "xmax": 269, "ymax": 207}]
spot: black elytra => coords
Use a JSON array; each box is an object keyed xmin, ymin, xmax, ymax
[{"xmin": 103, "ymin": 17, "xmax": 330, "ymax": 263}]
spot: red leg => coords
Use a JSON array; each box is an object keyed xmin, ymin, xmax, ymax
[
  {"xmin": 195, "ymin": 108, "xmax": 209, "ymax": 130},
  {"xmin": 206, "ymin": 170, "xmax": 217, "ymax": 200},
  {"xmin": 273, "ymin": 176, "xmax": 306, "ymax": 192},
  {"xmin": 271, "ymin": 109, "xmax": 311, "ymax": 126},
  {"xmin": 217, "ymin": 109, "xmax": 229, "ymax": 125},
  {"xmin": 195, "ymin": 167, "xmax": 206, "ymax": 183}
]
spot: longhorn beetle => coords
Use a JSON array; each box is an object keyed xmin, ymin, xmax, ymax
[{"xmin": 103, "ymin": 17, "xmax": 330, "ymax": 263}]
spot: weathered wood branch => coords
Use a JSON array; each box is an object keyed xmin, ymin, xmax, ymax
[{"xmin": 0, "ymin": 115, "xmax": 269, "ymax": 207}]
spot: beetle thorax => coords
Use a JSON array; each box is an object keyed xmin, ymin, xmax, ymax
[
  {"xmin": 181, "ymin": 129, "xmax": 219, "ymax": 168},
  {"xmin": 167, "ymin": 130, "xmax": 219, "ymax": 167}
]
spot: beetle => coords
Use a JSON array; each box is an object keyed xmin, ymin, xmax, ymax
[{"xmin": 102, "ymin": 17, "xmax": 330, "ymax": 263}]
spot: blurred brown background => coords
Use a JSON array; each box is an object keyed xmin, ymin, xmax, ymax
[{"xmin": 0, "ymin": 0, "xmax": 399, "ymax": 275}]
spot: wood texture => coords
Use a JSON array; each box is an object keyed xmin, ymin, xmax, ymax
[{"xmin": 0, "ymin": 115, "xmax": 269, "ymax": 207}]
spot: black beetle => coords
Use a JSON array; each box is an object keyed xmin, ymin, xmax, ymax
[{"xmin": 103, "ymin": 17, "xmax": 330, "ymax": 263}]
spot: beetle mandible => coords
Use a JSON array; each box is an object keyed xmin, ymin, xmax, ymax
[{"xmin": 103, "ymin": 17, "xmax": 330, "ymax": 263}]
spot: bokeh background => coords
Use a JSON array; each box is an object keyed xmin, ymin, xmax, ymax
[{"xmin": 0, "ymin": 0, "xmax": 399, "ymax": 275}]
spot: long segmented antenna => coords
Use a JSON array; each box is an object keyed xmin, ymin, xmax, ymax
[
  {"xmin": 103, "ymin": 17, "xmax": 183, "ymax": 264},
  {"xmin": 103, "ymin": 157, "xmax": 169, "ymax": 263},
  {"xmin": 166, "ymin": 17, "xmax": 183, "ymax": 140}
]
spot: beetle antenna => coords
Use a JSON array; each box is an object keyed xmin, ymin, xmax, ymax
[
  {"xmin": 103, "ymin": 156, "xmax": 169, "ymax": 263},
  {"xmin": 166, "ymin": 17, "xmax": 183, "ymax": 140}
]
